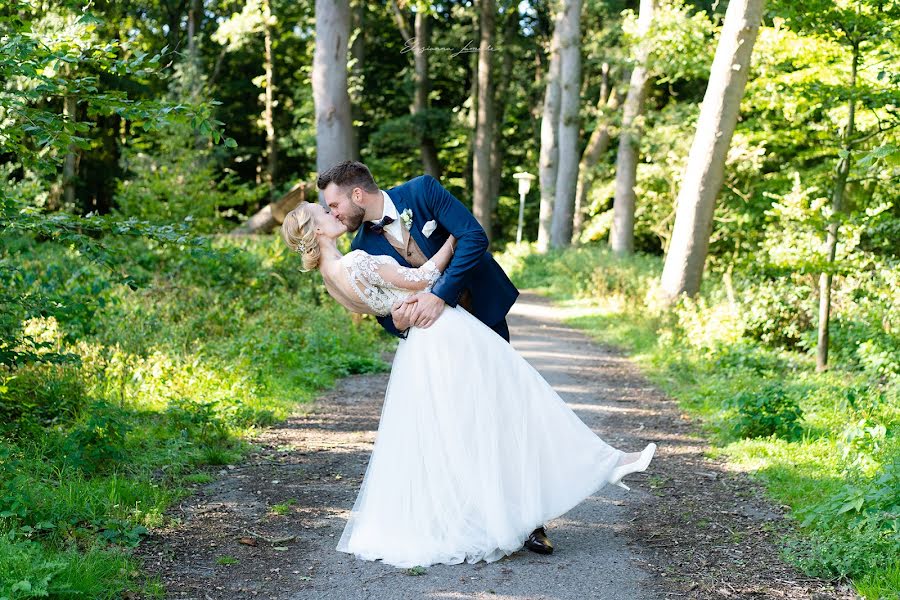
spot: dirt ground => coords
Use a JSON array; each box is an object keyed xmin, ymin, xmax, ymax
[{"xmin": 137, "ymin": 293, "xmax": 861, "ymax": 600}]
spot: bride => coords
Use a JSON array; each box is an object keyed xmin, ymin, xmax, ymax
[{"xmin": 281, "ymin": 201, "xmax": 657, "ymax": 569}]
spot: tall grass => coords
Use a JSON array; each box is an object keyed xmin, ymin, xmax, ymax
[{"xmin": 0, "ymin": 232, "xmax": 390, "ymax": 597}]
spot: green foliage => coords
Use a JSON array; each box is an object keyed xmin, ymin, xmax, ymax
[
  {"xmin": 500, "ymin": 244, "xmax": 900, "ymax": 594},
  {"xmin": 730, "ymin": 383, "xmax": 805, "ymax": 441},
  {"xmin": 0, "ymin": 364, "xmax": 86, "ymax": 426},
  {"xmin": 0, "ymin": 232, "xmax": 389, "ymax": 597},
  {"xmin": 0, "ymin": 2, "xmax": 234, "ymax": 174},
  {"xmin": 741, "ymin": 276, "xmax": 815, "ymax": 350},
  {"xmin": 113, "ymin": 125, "xmax": 264, "ymax": 233},
  {"xmin": 0, "ymin": 536, "xmax": 135, "ymax": 600},
  {"xmin": 63, "ymin": 403, "xmax": 133, "ymax": 473}
]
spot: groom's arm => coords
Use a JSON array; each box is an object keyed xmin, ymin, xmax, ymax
[
  {"xmin": 422, "ymin": 175, "xmax": 488, "ymax": 307},
  {"xmin": 376, "ymin": 313, "xmax": 408, "ymax": 339}
]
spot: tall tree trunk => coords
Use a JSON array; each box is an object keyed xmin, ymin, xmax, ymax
[
  {"xmin": 549, "ymin": 0, "xmax": 582, "ymax": 249},
  {"xmin": 414, "ymin": 9, "xmax": 441, "ymax": 177},
  {"xmin": 186, "ymin": 0, "xmax": 203, "ymax": 153},
  {"xmin": 472, "ymin": 0, "xmax": 496, "ymax": 240},
  {"xmin": 537, "ymin": 4, "xmax": 563, "ymax": 253},
  {"xmin": 817, "ymin": 40, "xmax": 859, "ymax": 371},
  {"xmin": 61, "ymin": 94, "xmax": 78, "ymax": 210},
  {"xmin": 187, "ymin": 0, "xmax": 200, "ymax": 72},
  {"xmin": 313, "ymin": 0, "xmax": 353, "ymax": 204},
  {"xmin": 659, "ymin": 0, "xmax": 765, "ymax": 300},
  {"xmin": 464, "ymin": 9, "xmax": 479, "ymax": 194},
  {"xmin": 489, "ymin": 5, "xmax": 517, "ymax": 211},
  {"xmin": 610, "ymin": 0, "xmax": 657, "ymax": 255},
  {"xmin": 572, "ymin": 62, "xmax": 623, "ymax": 241},
  {"xmin": 349, "ymin": 0, "xmax": 366, "ymax": 160},
  {"xmin": 263, "ymin": 0, "xmax": 277, "ymax": 201},
  {"xmin": 392, "ymin": 2, "xmax": 440, "ymax": 176}
]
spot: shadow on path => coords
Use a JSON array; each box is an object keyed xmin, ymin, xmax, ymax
[{"xmin": 138, "ymin": 293, "xmax": 858, "ymax": 600}]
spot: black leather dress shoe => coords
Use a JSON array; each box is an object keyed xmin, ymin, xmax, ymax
[{"xmin": 524, "ymin": 526, "xmax": 554, "ymax": 555}]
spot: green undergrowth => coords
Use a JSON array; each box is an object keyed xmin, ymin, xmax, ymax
[
  {"xmin": 0, "ymin": 233, "xmax": 389, "ymax": 598},
  {"xmin": 499, "ymin": 242, "xmax": 899, "ymax": 600}
]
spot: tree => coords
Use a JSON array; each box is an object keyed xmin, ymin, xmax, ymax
[
  {"xmin": 549, "ymin": 0, "xmax": 583, "ymax": 249},
  {"xmin": 212, "ymin": 0, "xmax": 279, "ymax": 201},
  {"xmin": 0, "ymin": 2, "xmax": 231, "ymax": 368},
  {"xmin": 390, "ymin": 0, "xmax": 441, "ymax": 177},
  {"xmin": 312, "ymin": 0, "xmax": 353, "ymax": 201},
  {"xmin": 772, "ymin": 0, "xmax": 900, "ymax": 370},
  {"xmin": 609, "ymin": 0, "xmax": 657, "ymax": 255},
  {"xmin": 489, "ymin": 4, "xmax": 519, "ymax": 214},
  {"xmin": 572, "ymin": 62, "xmax": 624, "ymax": 241},
  {"xmin": 659, "ymin": 0, "xmax": 766, "ymax": 300},
  {"xmin": 537, "ymin": 3, "xmax": 563, "ymax": 252},
  {"xmin": 472, "ymin": 0, "xmax": 497, "ymax": 239}
]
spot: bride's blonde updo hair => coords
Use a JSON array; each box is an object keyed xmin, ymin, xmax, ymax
[{"xmin": 281, "ymin": 203, "xmax": 321, "ymax": 272}]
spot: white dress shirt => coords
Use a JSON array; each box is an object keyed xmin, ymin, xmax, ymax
[{"xmin": 369, "ymin": 189, "xmax": 404, "ymax": 243}]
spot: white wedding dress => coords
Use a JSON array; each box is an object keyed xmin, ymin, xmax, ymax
[{"xmin": 335, "ymin": 250, "xmax": 626, "ymax": 568}]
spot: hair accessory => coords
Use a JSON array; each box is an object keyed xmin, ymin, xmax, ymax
[{"xmin": 296, "ymin": 240, "xmax": 309, "ymax": 254}]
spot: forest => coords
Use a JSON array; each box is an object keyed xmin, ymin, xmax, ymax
[{"xmin": 1, "ymin": 0, "xmax": 898, "ymax": 598}]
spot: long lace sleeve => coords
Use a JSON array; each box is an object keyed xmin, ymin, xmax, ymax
[{"xmin": 344, "ymin": 251, "xmax": 441, "ymax": 316}]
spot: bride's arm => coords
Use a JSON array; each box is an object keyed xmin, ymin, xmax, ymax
[
  {"xmin": 352, "ymin": 239, "xmax": 456, "ymax": 294},
  {"xmin": 428, "ymin": 235, "xmax": 457, "ymax": 273}
]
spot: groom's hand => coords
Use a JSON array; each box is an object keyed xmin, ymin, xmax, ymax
[{"xmin": 407, "ymin": 292, "xmax": 446, "ymax": 329}]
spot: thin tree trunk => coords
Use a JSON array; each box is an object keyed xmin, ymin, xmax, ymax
[
  {"xmin": 573, "ymin": 63, "xmax": 623, "ymax": 241},
  {"xmin": 659, "ymin": 0, "xmax": 765, "ymax": 299},
  {"xmin": 392, "ymin": 2, "xmax": 440, "ymax": 176},
  {"xmin": 186, "ymin": 0, "xmax": 203, "ymax": 153},
  {"xmin": 817, "ymin": 40, "xmax": 859, "ymax": 371},
  {"xmin": 414, "ymin": 9, "xmax": 441, "ymax": 177},
  {"xmin": 187, "ymin": 0, "xmax": 199, "ymax": 69},
  {"xmin": 389, "ymin": 0, "xmax": 412, "ymax": 40},
  {"xmin": 537, "ymin": 3, "xmax": 563, "ymax": 253},
  {"xmin": 61, "ymin": 95, "xmax": 78, "ymax": 210},
  {"xmin": 263, "ymin": 0, "xmax": 277, "ymax": 201},
  {"xmin": 610, "ymin": 0, "xmax": 657, "ymax": 255},
  {"xmin": 472, "ymin": 0, "xmax": 496, "ymax": 240},
  {"xmin": 549, "ymin": 0, "xmax": 582, "ymax": 249},
  {"xmin": 349, "ymin": 0, "xmax": 365, "ymax": 160},
  {"xmin": 489, "ymin": 5, "xmax": 517, "ymax": 210},
  {"xmin": 313, "ymin": 0, "xmax": 353, "ymax": 204}
]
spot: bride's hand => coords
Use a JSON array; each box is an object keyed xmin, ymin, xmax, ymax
[{"xmin": 391, "ymin": 299, "xmax": 415, "ymax": 331}]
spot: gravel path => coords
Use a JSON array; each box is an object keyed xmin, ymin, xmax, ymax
[{"xmin": 139, "ymin": 293, "xmax": 859, "ymax": 600}]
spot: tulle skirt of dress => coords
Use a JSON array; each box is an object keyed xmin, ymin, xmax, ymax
[{"xmin": 335, "ymin": 305, "xmax": 625, "ymax": 568}]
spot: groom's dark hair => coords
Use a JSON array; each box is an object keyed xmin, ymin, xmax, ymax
[{"xmin": 317, "ymin": 160, "xmax": 379, "ymax": 194}]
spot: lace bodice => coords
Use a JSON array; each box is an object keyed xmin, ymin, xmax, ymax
[{"xmin": 342, "ymin": 250, "xmax": 441, "ymax": 317}]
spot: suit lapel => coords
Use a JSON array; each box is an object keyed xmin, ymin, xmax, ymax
[
  {"xmin": 386, "ymin": 191, "xmax": 414, "ymax": 261},
  {"xmin": 395, "ymin": 193, "xmax": 432, "ymax": 257}
]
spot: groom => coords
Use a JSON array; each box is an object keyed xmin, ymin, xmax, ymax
[{"xmin": 317, "ymin": 160, "xmax": 555, "ymax": 555}]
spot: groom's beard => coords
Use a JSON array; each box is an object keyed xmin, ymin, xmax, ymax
[{"xmin": 343, "ymin": 203, "xmax": 366, "ymax": 233}]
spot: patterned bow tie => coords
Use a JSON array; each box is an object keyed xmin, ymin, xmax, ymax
[{"xmin": 367, "ymin": 215, "xmax": 395, "ymax": 235}]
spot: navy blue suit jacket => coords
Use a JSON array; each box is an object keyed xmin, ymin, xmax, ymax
[{"xmin": 350, "ymin": 174, "xmax": 519, "ymax": 338}]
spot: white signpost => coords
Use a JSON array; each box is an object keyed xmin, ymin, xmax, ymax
[{"xmin": 513, "ymin": 171, "xmax": 536, "ymax": 244}]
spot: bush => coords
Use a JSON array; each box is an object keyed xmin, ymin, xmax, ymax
[
  {"xmin": 740, "ymin": 276, "xmax": 814, "ymax": 350},
  {"xmin": 63, "ymin": 403, "xmax": 133, "ymax": 473},
  {"xmin": 730, "ymin": 383, "xmax": 805, "ymax": 441},
  {"xmin": 0, "ymin": 364, "xmax": 87, "ymax": 427}
]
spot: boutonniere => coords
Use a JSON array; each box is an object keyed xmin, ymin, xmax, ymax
[{"xmin": 399, "ymin": 208, "xmax": 413, "ymax": 229}]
